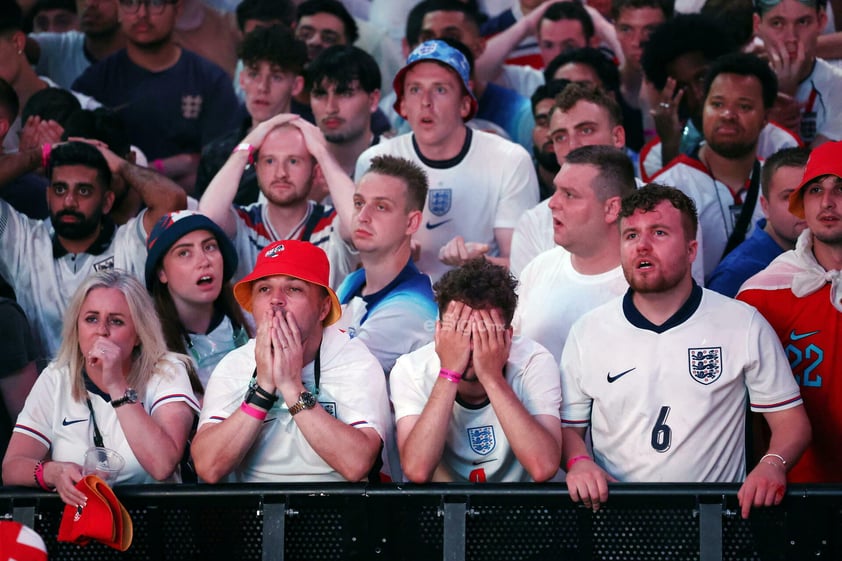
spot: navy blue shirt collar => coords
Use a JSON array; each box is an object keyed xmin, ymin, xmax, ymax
[{"xmin": 622, "ymin": 281, "xmax": 703, "ymax": 334}]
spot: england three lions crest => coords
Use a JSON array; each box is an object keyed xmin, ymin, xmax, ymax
[
  {"xmin": 467, "ymin": 425, "xmax": 496, "ymax": 455},
  {"xmin": 688, "ymin": 347, "xmax": 722, "ymax": 385},
  {"xmin": 428, "ymin": 189, "xmax": 452, "ymax": 216}
]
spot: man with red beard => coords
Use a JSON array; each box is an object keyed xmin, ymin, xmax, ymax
[
  {"xmin": 652, "ymin": 52, "xmax": 778, "ymax": 284},
  {"xmin": 560, "ymin": 183, "xmax": 810, "ymax": 518},
  {"xmin": 738, "ymin": 141, "xmax": 842, "ymax": 482},
  {"xmin": 199, "ymin": 113, "xmax": 358, "ymax": 288}
]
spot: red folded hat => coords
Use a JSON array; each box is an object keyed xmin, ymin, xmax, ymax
[{"xmin": 57, "ymin": 475, "xmax": 133, "ymax": 551}]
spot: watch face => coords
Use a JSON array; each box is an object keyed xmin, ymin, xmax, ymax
[
  {"xmin": 301, "ymin": 392, "xmax": 317, "ymax": 408},
  {"xmin": 126, "ymin": 389, "xmax": 138, "ymax": 402}
]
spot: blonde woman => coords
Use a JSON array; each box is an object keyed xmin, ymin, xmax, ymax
[{"xmin": 2, "ymin": 271, "xmax": 199, "ymax": 506}]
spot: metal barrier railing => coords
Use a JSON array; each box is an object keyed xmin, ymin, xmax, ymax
[{"xmin": 2, "ymin": 483, "xmax": 841, "ymax": 561}]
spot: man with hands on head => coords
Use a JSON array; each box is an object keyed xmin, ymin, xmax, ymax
[
  {"xmin": 198, "ymin": 112, "xmax": 358, "ymax": 287},
  {"xmin": 390, "ymin": 259, "xmax": 562, "ymax": 483},
  {"xmin": 560, "ymin": 184, "xmax": 810, "ymax": 518},
  {"xmin": 191, "ymin": 240, "xmax": 391, "ymax": 483}
]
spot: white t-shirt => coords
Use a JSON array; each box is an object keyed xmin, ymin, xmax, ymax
[
  {"xmin": 795, "ymin": 57, "xmax": 842, "ymax": 144},
  {"xmin": 390, "ymin": 337, "xmax": 562, "ymax": 482},
  {"xmin": 561, "ymin": 286, "xmax": 802, "ymax": 483},
  {"xmin": 14, "ymin": 354, "xmax": 200, "ymax": 485},
  {"xmin": 509, "ymin": 199, "xmax": 553, "ymax": 278},
  {"xmin": 355, "ymin": 129, "xmax": 539, "ymax": 282},
  {"xmin": 0, "ymin": 204, "xmax": 149, "ymax": 358},
  {"xmin": 31, "ymin": 30, "xmax": 91, "ymax": 89},
  {"xmin": 652, "ymin": 155, "xmax": 765, "ymax": 284},
  {"xmin": 494, "ymin": 64, "xmax": 545, "ymax": 99},
  {"xmin": 638, "ymin": 122, "xmax": 800, "ymax": 182},
  {"xmin": 513, "ymin": 247, "xmax": 628, "ymax": 363},
  {"xmin": 198, "ymin": 326, "xmax": 392, "ymax": 482}
]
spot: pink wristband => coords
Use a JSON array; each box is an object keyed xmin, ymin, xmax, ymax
[
  {"xmin": 34, "ymin": 460, "xmax": 54, "ymax": 491},
  {"xmin": 566, "ymin": 455, "xmax": 591, "ymax": 472},
  {"xmin": 152, "ymin": 158, "xmax": 165, "ymax": 174},
  {"xmin": 240, "ymin": 401, "xmax": 268, "ymax": 420},
  {"xmin": 438, "ymin": 368, "xmax": 461, "ymax": 384},
  {"xmin": 41, "ymin": 143, "xmax": 51, "ymax": 168}
]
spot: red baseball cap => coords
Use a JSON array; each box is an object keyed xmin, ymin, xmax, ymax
[
  {"xmin": 57, "ymin": 475, "xmax": 133, "ymax": 551},
  {"xmin": 789, "ymin": 140, "xmax": 842, "ymax": 218},
  {"xmin": 233, "ymin": 240, "xmax": 341, "ymax": 326}
]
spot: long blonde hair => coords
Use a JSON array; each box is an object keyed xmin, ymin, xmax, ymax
[{"xmin": 56, "ymin": 270, "xmax": 178, "ymax": 402}]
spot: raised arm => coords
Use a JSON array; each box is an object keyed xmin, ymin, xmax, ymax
[
  {"xmin": 475, "ymin": 1, "xmax": 560, "ymax": 84},
  {"xmin": 74, "ymin": 138, "xmax": 187, "ymax": 232},
  {"xmin": 198, "ymin": 113, "xmax": 300, "ymax": 237},
  {"xmin": 289, "ymin": 118, "xmax": 355, "ymax": 243}
]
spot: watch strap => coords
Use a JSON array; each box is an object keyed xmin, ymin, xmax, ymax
[
  {"xmin": 245, "ymin": 389, "xmax": 275, "ymax": 410},
  {"xmin": 289, "ymin": 392, "xmax": 316, "ymax": 416},
  {"xmin": 111, "ymin": 388, "xmax": 137, "ymax": 408}
]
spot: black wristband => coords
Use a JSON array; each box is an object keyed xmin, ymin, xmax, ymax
[
  {"xmin": 254, "ymin": 383, "xmax": 279, "ymax": 403},
  {"xmin": 250, "ymin": 370, "xmax": 279, "ymax": 402},
  {"xmin": 244, "ymin": 391, "xmax": 275, "ymax": 410}
]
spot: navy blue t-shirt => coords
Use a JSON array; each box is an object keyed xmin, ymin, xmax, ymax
[{"xmin": 72, "ymin": 49, "xmax": 240, "ymax": 160}]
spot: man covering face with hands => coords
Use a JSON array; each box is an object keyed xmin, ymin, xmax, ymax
[
  {"xmin": 390, "ymin": 258, "xmax": 562, "ymax": 483},
  {"xmin": 191, "ymin": 240, "xmax": 392, "ymax": 483}
]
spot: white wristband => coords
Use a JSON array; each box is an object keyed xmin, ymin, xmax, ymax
[{"xmin": 760, "ymin": 453, "xmax": 787, "ymax": 468}]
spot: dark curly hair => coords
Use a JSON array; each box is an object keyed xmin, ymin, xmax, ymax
[
  {"xmin": 611, "ymin": 0, "xmax": 673, "ymax": 20},
  {"xmin": 238, "ymin": 24, "xmax": 307, "ymax": 75},
  {"xmin": 296, "ymin": 0, "xmax": 358, "ymax": 45},
  {"xmin": 544, "ymin": 47, "xmax": 620, "ymax": 94},
  {"xmin": 640, "ymin": 14, "xmax": 737, "ymax": 91},
  {"xmin": 433, "ymin": 259, "xmax": 518, "ymax": 327},
  {"xmin": 619, "ymin": 183, "xmax": 698, "ymax": 241},
  {"xmin": 703, "ymin": 51, "xmax": 778, "ymax": 110}
]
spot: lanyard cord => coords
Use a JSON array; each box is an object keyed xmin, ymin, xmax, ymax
[{"xmin": 84, "ymin": 398, "xmax": 105, "ymax": 448}]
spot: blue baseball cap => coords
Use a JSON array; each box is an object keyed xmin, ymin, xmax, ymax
[
  {"xmin": 392, "ymin": 39, "xmax": 479, "ymax": 122},
  {"xmin": 145, "ymin": 210, "xmax": 238, "ymax": 290}
]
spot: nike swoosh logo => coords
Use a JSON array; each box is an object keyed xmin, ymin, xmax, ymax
[
  {"xmin": 607, "ymin": 368, "xmax": 636, "ymax": 383},
  {"xmin": 472, "ymin": 458, "xmax": 498, "ymax": 466},
  {"xmin": 62, "ymin": 418, "xmax": 87, "ymax": 426},
  {"xmin": 790, "ymin": 330, "xmax": 819, "ymax": 341},
  {"xmin": 426, "ymin": 219, "xmax": 453, "ymax": 230}
]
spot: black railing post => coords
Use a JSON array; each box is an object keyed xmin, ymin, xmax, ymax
[
  {"xmin": 442, "ymin": 496, "xmax": 467, "ymax": 561},
  {"xmin": 698, "ymin": 499, "xmax": 724, "ymax": 561},
  {"xmin": 12, "ymin": 503, "xmax": 35, "ymax": 528},
  {"xmin": 262, "ymin": 498, "xmax": 286, "ymax": 561}
]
